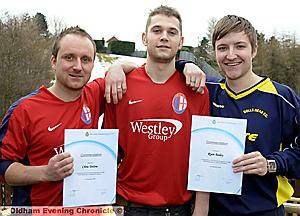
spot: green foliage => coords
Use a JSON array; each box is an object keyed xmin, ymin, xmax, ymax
[
  {"xmin": 97, "ymin": 53, "xmax": 119, "ymax": 64},
  {"xmin": 181, "ymin": 46, "xmax": 193, "ymax": 52},
  {"xmin": 108, "ymin": 41, "xmax": 135, "ymax": 56},
  {"xmin": 177, "ymin": 46, "xmax": 194, "ymax": 58},
  {"xmin": 94, "ymin": 39, "xmax": 106, "ymax": 53},
  {"xmin": 33, "ymin": 12, "xmax": 48, "ymax": 36}
]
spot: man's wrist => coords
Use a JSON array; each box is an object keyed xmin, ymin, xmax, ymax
[
  {"xmin": 123, "ymin": 61, "xmax": 137, "ymax": 74},
  {"xmin": 175, "ymin": 60, "xmax": 196, "ymax": 73},
  {"xmin": 266, "ymin": 159, "xmax": 277, "ymax": 173}
]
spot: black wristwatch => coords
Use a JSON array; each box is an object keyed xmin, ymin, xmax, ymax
[{"xmin": 267, "ymin": 159, "xmax": 277, "ymax": 173}]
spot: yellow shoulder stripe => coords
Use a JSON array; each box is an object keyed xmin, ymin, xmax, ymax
[
  {"xmin": 257, "ymin": 78, "xmax": 278, "ymax": 94},
  {"xmin": 221, "ymin": 78, "xmax": 278, "ymax": 99}
]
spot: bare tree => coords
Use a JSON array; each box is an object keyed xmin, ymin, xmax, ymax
[
  {"xmin": 0, "ymin": 13, "xmax": 54, "ymax": 119},
  {"xmin": 48, "ymin": 17, "xmax": 66, "ymax": 36}
]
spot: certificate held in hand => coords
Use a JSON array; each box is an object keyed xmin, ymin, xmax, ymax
[
  {"xmin": 188, "ymin": 116, "xmax": 247, "ymax": 195},
  {"xmin": 63, "ymin": 129, "xmax": 118, "ymax": 207}
]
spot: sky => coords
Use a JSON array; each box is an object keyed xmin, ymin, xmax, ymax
[{"xmin": 1, "ymin": 0, "xmax": 299, "ymax": 50}]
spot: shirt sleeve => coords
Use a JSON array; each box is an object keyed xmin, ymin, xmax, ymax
[
  {"xmin": 175, "ymin": 60, "xmax": 222, "ymax": 82},
  {"xmin": 87, "ymin": 78, "xmax": 106, "ymax": 115},
  {"xmin": 0, "ymin": 102, "xmax": 30, "ymax": 177},
  {"xmin": 102, "ymin": 103, "xmax": 117, "ymax": 129},
  {"xmin": 200, "ymin": 87, "xmax": 210, "ymax": 116},
  {"xmin": 102, "ymin": 103, "xmax": 123, "ymax": 162},
  {"xmin": 267, "ymin": 88, "xmax": 300, "ymax": 179}
]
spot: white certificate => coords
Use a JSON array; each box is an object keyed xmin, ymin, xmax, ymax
[
  {"xmin": 188, "ymin": 116, "xmax": 247, "ymax": 195},
  {"xmin": 63, "ymin": 129, "xmax": 118, "ymax": 207}
]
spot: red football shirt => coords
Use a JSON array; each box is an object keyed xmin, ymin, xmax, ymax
[
  {"xmin": 0, "ymin": 78, "xmax": 104, "ymax": 205},
  {"xmin": 103, "ymin": 65, "xmax": 210, "ymax": 206}
]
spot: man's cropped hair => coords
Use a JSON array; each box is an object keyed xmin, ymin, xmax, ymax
[
  {"xmin": 52, "ymin": 26, "xmax": 96, "ymax": 59},
  {"xmin": 145, "ymin": 5, "xmax": 182, "ymax": 34}
]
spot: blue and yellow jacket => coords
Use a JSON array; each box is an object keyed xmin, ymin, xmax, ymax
[{"xmin": 207, "ymin": 76, "xmax": 300, "ymax": 215}]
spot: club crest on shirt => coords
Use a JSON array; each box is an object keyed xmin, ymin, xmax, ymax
[
  {"xmin": 81, "ymin": 105, "xmax": 92, "ymax": 125},
  {"xmin": 172, "ymin": 93, "xmax": 187, "ymax": 114}
]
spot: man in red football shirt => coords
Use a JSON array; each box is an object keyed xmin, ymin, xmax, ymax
[
  {"xmin": 103, "ymin": 5, "xmax": 210, "ymax": 216},
  {"xmin": 0, "ymin": 26, "xmax": 127, "ymax": 206}
]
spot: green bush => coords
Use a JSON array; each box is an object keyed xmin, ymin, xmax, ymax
[
  {"xmin": 108, "ymin": 41, "xmax": 135, "ymax": 55},
  {"xmin": 180, "ymin": 46, "xmax": 193, "ymax": 52},
  {"xmin": 94, "ymin": 39, "xmax": 106, "ymax": 53}
]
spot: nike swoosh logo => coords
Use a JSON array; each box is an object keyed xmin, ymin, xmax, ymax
[
  {"xmin": 128, "ymin": 99, "xmax": 143, "ymax": 105},
  {"xmin": 48, "ymin": 123, "xmax": 62, "ymax": 132}
]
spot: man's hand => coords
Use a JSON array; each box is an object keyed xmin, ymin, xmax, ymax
[
  {"xmin": 105, "ymin": 61, "xmax": 138, "ymax": 104},
  {"xmin": 4, "ymin": 153, "xmax": 73, "ymax": 186},
  {"xmin": 105, "ymin": 63, "xmax": 126, "ymax": 104},
  {"xmin": 183, "ymin": 63, "xmax": 206, "ymax": 94},
  {"xmin": 43, "ymin": 152, "xmax": 74, "ymax": 181},
  {"xmin": 232, "ymin": 151, "xmax": 268, "ymax": 176}
]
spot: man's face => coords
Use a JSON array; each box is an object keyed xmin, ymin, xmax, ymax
[
  {"xmin": 51, "ymin": 34, "xmax": 94, "ymax": 91},
  {"xmin": 142, "ymin": 14, "xmax": 183, "ymax": 63},
  {"xmin": 215, "ymin": 31, "xmax": 257, "ymax": 81}
]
